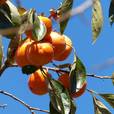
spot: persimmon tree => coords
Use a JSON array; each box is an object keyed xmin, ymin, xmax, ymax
[{"xmin": 0, "ymin": 0, "xmax": 114, "ymax": 114}]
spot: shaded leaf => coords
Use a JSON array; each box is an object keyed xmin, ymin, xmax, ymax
[
  {"xmin": 57, "ymin": 0, "xmax": 73, "ymax": 34},
  {"xmin": 70, "ymin": 53, "xmax": 86, "ymax": 94},
  {"xmin": 100, "ymin": 94, "xmax": 114, "ymax": 108},
  {"xmin": 22, "ymin": 65, "xmax": 38, "ymax": 75},
  {"xmin": 50, "ymin": 102, "xmax": 61, "ymax": 114},
  {"xmin": 49, "ymin": 79, "xmax": 72, "ymax": 114},
  {"xmin": 69, "ymin": 99, "xmax": 76, "ymax": 114},
  {"xmin": 93, "ymin": 96, "xmax": 111, "ymax": 114},
  {"xmin": 109, "ymin": 0, "xmax": 114, "ymax": 25},
  {"xmin": 112, "ymin": 73, "xmax": 114, "ymax": 85},
  {"xmin": 92, "ymin": 0, "xmax": 103, "ymax": 43}
]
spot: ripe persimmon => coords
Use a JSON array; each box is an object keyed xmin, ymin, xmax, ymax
[
  {"xmin": 15, "ymin": 38, "xmax": 33, "ymax": 67},
  {"xmin": 58, "ymin": 72, "xmax": 86, "ymax": 98},
  {"xmin": 43, "ymin": 31, "xmax": 66, "ymax": 58},
  {"xmin": 54, "ymin": 35, "xmax": 72, "ymax": 61},
  {"xmin": 26, "ymin": 42, "xmax": 54, "ymax": 66},
  {"xmin": 38, "ymin": 16, "xmax": 52, "ymax": 35},
  {"xmin": 58, "ymin": 73, "xmax": 70, "ymax": 89},
  {"xmin": 28, "ymin": 69, "xmax": 51, "ymax": 95}
]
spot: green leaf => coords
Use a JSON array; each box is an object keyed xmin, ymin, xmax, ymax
[
  {"xmin": 0, "ymin": 3, "xmax": 13, "ymax": 29},
  {"xmin": 33, "ymin": 16, "xmax": 47, "ymax": 41},
  {"xmin": 57, "ymin": 0, "xmax": 73, "ymax": 34},
  {"xmin": 69, "ymin": 100, "xmax": 76, "ymax": 114},
  {"xmin": 111, "ymin": 73, "xmax": 114, "ymax": 85},
  {"xmin": 70, "ymin": 54, "xmax": 86, "ymax": 94},
  {"xmin": 0, "ymin": 37, "xmax": 3, "ymax": 67},
  {"xmin": 93, "ymin": 96, "xmax": 111, "ymax": 114},
  {"xmin": 92, "ymin": 0, "xmax": 103, "ymax": 43},
  {"xmin": 49, "ymin": 79, "xmax": 72, "ymax": 114},
  {"xmin": 6, "ymin": 1, "xmax": 21, "ymax": 26},
  {"xmin": 50, "ymin": 102, "xmax": 61, "ymax": 114},
  {"xmin": 100, "ymin": 94, "xmax": 114, "ymax": 108},
  {"xmin": 22, "ymin": 65, "xmax": 38, "ymax": 75},
  {"xmin": 109, "ymin": 0, "xmax": 114, "ymax": 25}
]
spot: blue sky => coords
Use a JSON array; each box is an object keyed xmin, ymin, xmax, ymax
[{"xmin": 0, "ymin": 0, "xmax": 114, "ymax": 114}]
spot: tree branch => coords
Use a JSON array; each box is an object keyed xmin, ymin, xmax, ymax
[
  {"xmin": 87, "ymin": 74, "xmax": 113, "ymax": 79},
  {"xmin": 0, "ymin": 90, "xmax": 49, "ymax": 114}
]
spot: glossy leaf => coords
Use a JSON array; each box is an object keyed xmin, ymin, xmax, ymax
[
  {"xmin": 0, "ymin": 37, "xmax": 3, "ymax": 66},
  {"xmin": 109, "ymin": 0, "xmax": 114, "ymax": 25},
  {"xmin": 70, "ymin": 54, "xmax": 86, "ymax": 94},
  {"xmin": 100, "ymin": 94, "xmax": 114, "ymax": 108},
  {"xmin": 33, "ymin": 16, "xmax": 47, "ymax": 41},
  {"xmin": 49, "ymin": 79, "xmax": 72, "ymax": 114},
  {"xmin": 92, "ymin": 0, "xmax": 103, "ymax": 43},
  {"xmin": 93, "ymin": 96, "xmax": 111, "ymax": 114},
  {"xmin": 57, "ymin": 0, "xmax": 73, "ymax": 34},
  {"xmin": 50, "ymin": 102, "xmax": 61, "ymax": 114},
  {"xmin": 6, "ymin": 1, "xmax": 21, "ymax": 26}
]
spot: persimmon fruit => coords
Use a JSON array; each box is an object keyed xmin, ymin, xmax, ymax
[
  {"xmin": 26, "ymin": 42, "xmax": 54, "ymax": 66},
  {"xmin": 54, "ymin": 35, "xmax": 72, "ymax": 61},
  {"xmin": 43, "ymin": 31, "xmax": 66, "ymax": 58},
  {"xmin": 15, "ymin": 38, "xmax": 33, "ymax": 67},
  {"xmin": 28, "ymin": 69, "xmax": 51, "ymax": 95},
  {"xmin": 58, "ymin": 73, "xmax": 70, "ymax": 89}
]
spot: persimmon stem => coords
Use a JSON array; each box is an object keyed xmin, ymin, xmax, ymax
[{"xmin": 0, "ymin": 90, "xmax": 49, "ymax": 114}]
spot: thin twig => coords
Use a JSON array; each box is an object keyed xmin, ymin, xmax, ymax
[
  {"xmin": 87, "ymin": 74, "xmax": 113, "ymax": 79},
  {"xmin": 0, "ymin": 90, "xmax": 49, "ymax": 114},
  {"xmin": 43, "ymin": 66, "xmax": 69, "ymax": 73},
  {"xmin": 0, "ymin": 104, "xmax": 7, "ymax": 109}
]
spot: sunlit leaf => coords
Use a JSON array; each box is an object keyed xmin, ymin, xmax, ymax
[
  {"xmin": 93, "ymin": 96, "xmax": 111, "ymax": 114},
  {"xmin": 109, "ymin": 0, "xmax": 114, "ymax": 25},
  {"xmin": 100, "ymin": 94, "xmax": 114, "ymax": 108},
  {"xmin": 6, "ymin": 0, "xmax": 21, "ymax": 26},
  {"xmin": 33, "ymin": 16, "xmax": 47, "ymax": 41},
  {"xmin": 49, "ymin": 79, "xmax": 72, "ymax": 114},
  {"xmin": 92, "ymin": 0, "xmax": 103, "ymax": 43},
  {"xmin": 70, "ymin": 53, "xmax": 86, "ymax": 94},
  {"xmin": 57, "ymin": 0, "xmax": 73, "ymax": 34}
]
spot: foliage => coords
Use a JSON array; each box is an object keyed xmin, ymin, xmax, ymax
[{"xmin": 0, "ymin": 0, "xmax": 114, "ymax": 114}]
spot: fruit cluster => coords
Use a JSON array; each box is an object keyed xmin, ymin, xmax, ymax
[{"xmin": 15, "ymin": 15, "xmax": 86, "ymax": 97}]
